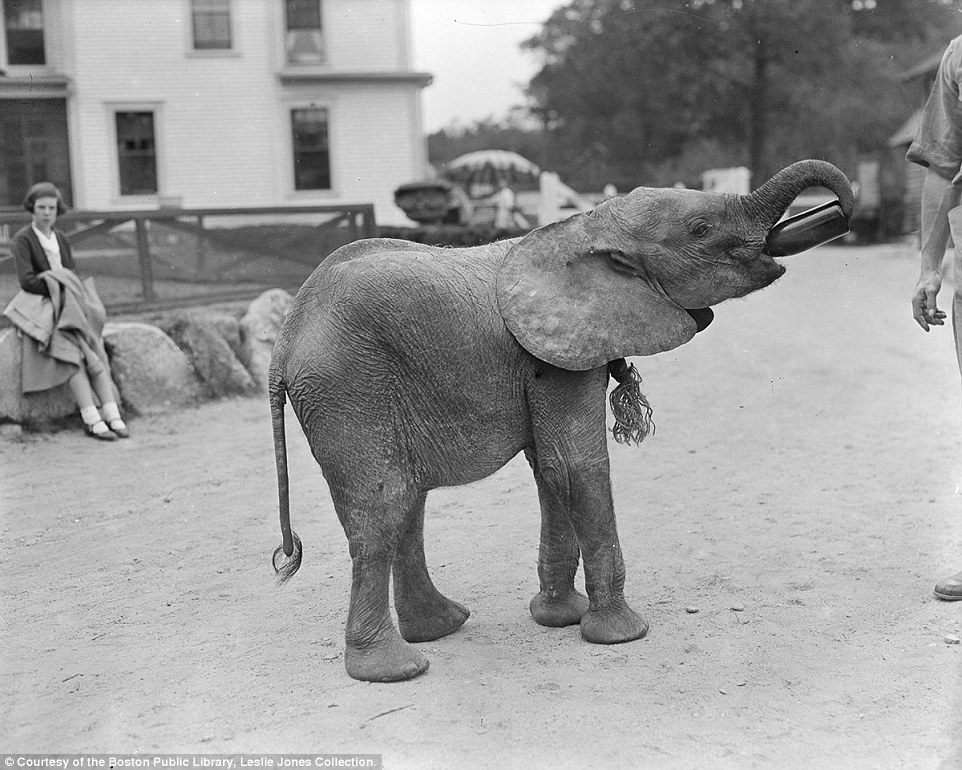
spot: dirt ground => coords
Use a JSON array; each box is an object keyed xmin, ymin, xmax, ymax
[{"xmin": 2, "ymin": 241, "xmax": 961, "ymax": 768}]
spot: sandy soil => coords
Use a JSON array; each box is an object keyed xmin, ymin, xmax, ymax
[{"xmin": 2, "ymin": 241, "xmax": 961, "ymax": 769}]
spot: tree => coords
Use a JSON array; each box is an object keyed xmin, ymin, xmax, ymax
[
  {"xmin": 522, "ymin": 0, "xmax": 959, "ymax": 189},
  {"xmin": 427, "ymin": 113, "xmax": 550, "ymax": 175}
]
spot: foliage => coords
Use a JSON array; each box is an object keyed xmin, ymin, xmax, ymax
[
  {"xmin": 525, "ymin": 0, "xmax": 959, "ymax": 188},
  {"xmin": 428, "ymin": 0, "xmax": 960, "ymax": 192},
  {"xmin": 427, "ymin": 114, "xmax": 553, "ymax": 177}
]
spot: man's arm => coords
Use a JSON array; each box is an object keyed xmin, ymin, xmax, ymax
[{"xmin": 912, "ymin": 168, "xmax": 960, "ymax": 330}]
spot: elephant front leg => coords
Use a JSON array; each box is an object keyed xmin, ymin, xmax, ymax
[
  {"xmin": 576, "ymin": 532, "xmax": 649, "ymax": 645},
  {"xmin": 527, "ymin": 449, "xmax": 589, "ymax": 627},
  {"xmin": 530, "ymin": 517, "xmax": 590, "ymax": 627},
  {"xmin": 393, "ymin": 493, "xmax": 470, "ymax": 643},
  {"xmin": 528, "ymin": 368, "xmax": 648, "ymax": 645},
  {"xmin": 536, "ymin": 459, "xmax": 648, "ymax": 644}
]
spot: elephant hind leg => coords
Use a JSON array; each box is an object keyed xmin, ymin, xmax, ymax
[
  {"xmin": 336, "ymin": 483, "xmax": 430, "ymax": 683},
  {"xmin": 344, "ymin": 555, "xmax": 429, "ymax": 682},
  {"xmin": 344, "ymin": 551, "xmax": 429, "ymax": 682},
  {"xmin": 393, "ymin": 493, "xmax": 470, "ymax": 643}
]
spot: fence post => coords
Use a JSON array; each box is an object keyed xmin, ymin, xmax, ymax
[
  {"xmin": 196, "ymin": 214, "xmax": 207, "ymax": 277},
  {"xmin": 134, "ymin": 216, "xmax": 156, "ymax": 301},
  {"xmin": 361, "ymin": 205, "xmax": 377, "ymax": 238}
]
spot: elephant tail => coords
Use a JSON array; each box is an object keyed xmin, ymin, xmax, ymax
[
  {"xmin": 608, "ymin": 358, "xmax": 654, "ymax": 446},
  {"xmin": 270, "ymin": 375, "xmax": 302, "ymax": 584}
]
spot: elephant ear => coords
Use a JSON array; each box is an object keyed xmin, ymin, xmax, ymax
[{"xmin": 496, "ymin": 214, "xmax": 697, "ymax": 371}]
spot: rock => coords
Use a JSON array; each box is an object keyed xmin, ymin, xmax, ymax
[
  {"xmin": 240, "ymin": 289, "xmax": 292, "ymax": 392},
  {"xmin": 0, "ymin": 423, "xmax": 23, "ymax": 439},
  {"xmin": 686, "ymin": 607, "xmax": 699, "ymax": 614},
  {"xmin": 945, "ymin": 634, "xmax": 960, "ymax": 645},
  {"xmin": 159, "ymin": 312, "xmax": 256, "ymax": 398},
  {"xmin": 0, "ymin": 328, "xmax": 77, "ymax": 425},
  {"xmin": 102, "ymin": 322, "xmax": 205, "ymax": 414},
  {"xmin": 172, "ymin": 309, "xmax": 245, "ymax": 359},
  {"xmin": 731, "ymin": 604, "xmax": 745, "ymax": 612},
  {"xmin": 209, "ymin": 313, "xmax": 244, "ymax": 359},
  {"xmin": 134, "ymin": 307, "xmax": 243, "ymax": 352}
]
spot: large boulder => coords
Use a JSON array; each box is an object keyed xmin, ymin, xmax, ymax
[
  {"xmin": 240, "ymin": 289, "xmax": 292, "ymax": 391},
  {"xmin": 208, "ymin": 312, "xmax": 244, "ymax": 360},
  {"xmin": 158, "ymin": 311, "xmax": 256, "ymax": 398},
  {"xmin": 103, "ymin": 321, "xmax": 205, "ymax": 414},
  {"xmin": 0, "ymin": 328, "xmax": 76, "ymax": 425}
]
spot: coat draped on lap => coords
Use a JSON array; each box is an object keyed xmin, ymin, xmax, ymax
[{"xmin": 10, "ymin": 268, "xmax": 109, "ymax": 394}]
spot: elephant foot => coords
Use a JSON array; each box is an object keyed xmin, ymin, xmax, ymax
[
  {"xmin": 580, "ymin": 601, "xmax": 649, "ymax": 644},
  {"xmin": 530, "ymin": 588, "xmax": 590, "ymax": 627},
  {"xmin": 397, "ymin": 594, "xmax": 470, "ymax": 643},
  {"xmin": 344, "ymin": 634, "xmax": 430, "ymax": 683}
]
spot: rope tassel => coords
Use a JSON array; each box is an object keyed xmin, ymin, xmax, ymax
[{"xmin": 608, "ymin": 358, "xmax": 654, "ymax": 445}]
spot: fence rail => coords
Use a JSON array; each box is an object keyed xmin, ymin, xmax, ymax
[{"xmin": 0, "ymin": 204, "xmax": 377, "ymax": 315}]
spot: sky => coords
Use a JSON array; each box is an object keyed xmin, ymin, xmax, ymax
[{"xmin": 409, "ymin": 0, "xmax": 564, "ymax": 132}]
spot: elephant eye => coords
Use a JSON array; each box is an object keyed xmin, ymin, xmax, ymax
[{"xmin": 690, "ymin": 219, "xmax": 712, "ymax": 237}]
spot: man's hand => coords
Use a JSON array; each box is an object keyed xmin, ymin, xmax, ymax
[{"xmin": 912, "ymin": 268, "xmax": 948, "ymax": 331}]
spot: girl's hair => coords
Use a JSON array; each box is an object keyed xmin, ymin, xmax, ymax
[{"xmin": 23, "ymin": 182, "xmax": 68, "ymax": 215}]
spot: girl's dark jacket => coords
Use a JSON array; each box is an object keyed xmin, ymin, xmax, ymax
[{"xmin": 11, "ymin": 225, "xmax": 78, "ymax": 296}]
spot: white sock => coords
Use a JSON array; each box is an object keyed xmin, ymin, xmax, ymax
[
  {"xmin": 100, "ymin": 401, "xmax": 122, "ymax": 422},
  {"xmin": 80, "ymin": 405, "xmax": 102, "ymax": 426}
]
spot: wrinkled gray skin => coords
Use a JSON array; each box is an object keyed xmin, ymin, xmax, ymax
[{"xmin": 270, "ymin": 159, "xmax": 854, "ymax": 682}]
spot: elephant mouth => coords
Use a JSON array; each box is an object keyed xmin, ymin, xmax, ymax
[
  {"xmin": 760, "ymin": 255, "xmax": 788, "ymax": 284},
  {"xmin": 685, "ymin": 307, "xmax": 714, "ymax": 332}
]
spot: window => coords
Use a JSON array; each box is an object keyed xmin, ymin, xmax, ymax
[
  {"xmin": 4, "ymin": 0, "xmax": 45, "ymax": 65},
  {"xmin": 115, "ymin": 112, "xmax": 158, "ymax": 196},
  {"xmin": 191, "ymin": 0, "xmax": 231, "ymax": 50},
  {"xmin": 0, "ymin": 99, "xmax": 72, "ymax": 207},
  {"xmin": 285, "ymin": 0, "xmax": 324, "ymax": 64},
  {"xmin": 291, "ymin": 108, "xmax": 330, "ymax": 191}
]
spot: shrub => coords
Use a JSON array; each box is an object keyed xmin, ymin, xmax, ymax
[{"xmin": 377, "ymin": 224, "xmax": 530, "ymax": 248}]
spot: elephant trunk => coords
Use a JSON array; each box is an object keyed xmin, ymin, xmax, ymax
[{"xmin": 744, "ymin": 159, "xmax": 855, "ymax": 230}]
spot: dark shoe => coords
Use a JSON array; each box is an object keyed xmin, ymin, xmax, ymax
[
  {"xmin": 934, "ymin": 571, "xmax": 962, "ymax": 601},
  {"xmin": 108, "ymin": 420, "xmax": 130, "ymax": 439},
  {"xmin": 84, "ymin": 421, "xmax": 117, "ymax": 441}
]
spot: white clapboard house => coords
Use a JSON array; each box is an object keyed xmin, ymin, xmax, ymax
[{"xmin": 0, "ymin": 0, "xmax": 432, "ymax": 224}]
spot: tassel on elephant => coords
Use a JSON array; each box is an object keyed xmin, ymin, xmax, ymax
[{"xmin": 269, "ymin": 159, "xmax": 854, "ymax": 682}]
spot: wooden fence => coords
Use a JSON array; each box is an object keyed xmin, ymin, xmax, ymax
[{"xmin": 0, "ymin": 204, "xmax": 376, "ymax": 314}]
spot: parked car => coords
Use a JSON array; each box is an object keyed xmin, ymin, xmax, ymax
[
  {"xmin": 396, "ymin": 151, "xmax": 543, "ymax": 226},
  {"xmin": 393, "ymin": 180, "xmax": 472, "ymax": 225}
]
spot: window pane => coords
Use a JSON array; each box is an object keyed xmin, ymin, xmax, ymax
[
  {"xmin": 4, "ymin": 0, "xmax": 46, "ymax": 65},
  {"xmin": 291, "ymin": 108, "xmax": 330, "ymax": 191},
  {"xmin": 192, "ymin": 0, "xmax": 231, "ymax": 50},
  {"xmin": 285, "ymin": 30, "xmax": 324, "ymax": 64},
  {"xmin": 285, "ymin": 0, "xmax": 324, "ymax": 63},
  {"xmin": 286, "ymin": 0, "xmax": 321, "ymax": 30},
  {"xmin": 116, "ymin": 112, "xmax": 158, "ymax": 195}
]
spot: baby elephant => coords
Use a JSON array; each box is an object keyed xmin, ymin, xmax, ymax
[{"xmin": 269, "ymin": 159, "xmax": 853, "ymax": 682}]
